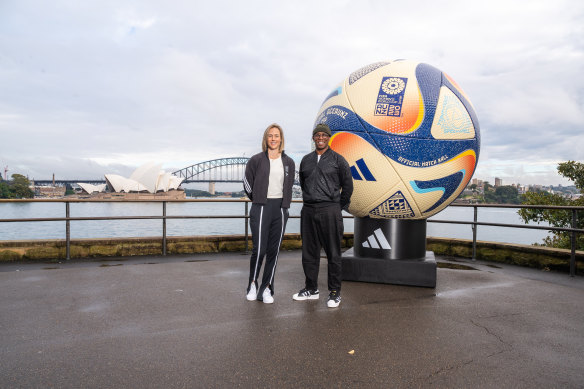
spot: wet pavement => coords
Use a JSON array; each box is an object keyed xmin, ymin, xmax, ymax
[{"xmin": 1, "ymin": 251, "xmax": 583, "ymax": 388}]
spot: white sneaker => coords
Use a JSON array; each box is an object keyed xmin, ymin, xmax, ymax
[
  {"xmin": 246, "ymin": 282, "xmax": 257, "ymax": 301},
  {"xmin": 327, "ymin": 290, "xmax": 341, "ymax": 308},
  {"xmin": 262, "ymin": 287, "xmax": 274, "ymax": 304},
  {"xmin": 292, "ymin": 288, "xmax": 319, "ymax": 301}
]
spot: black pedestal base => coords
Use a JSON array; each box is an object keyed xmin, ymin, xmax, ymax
[
  {"xmin": 342, "ymin": 249, "xmax": 437, "ymax": 288},
  {"xmin": 343, "ymin": 217, "xmax": 436, "ymax": 288}
]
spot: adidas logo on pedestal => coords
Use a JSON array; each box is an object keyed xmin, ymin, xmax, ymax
[{"xmin": 361, "ymin": 228, "xmax": 391, "ymax": 250}]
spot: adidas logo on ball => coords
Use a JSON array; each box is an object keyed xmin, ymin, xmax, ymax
[{"xmin": 350, "ymin": 158, "xmax": 376, "ymax": 182}]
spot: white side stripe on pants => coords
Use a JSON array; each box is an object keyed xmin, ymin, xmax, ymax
[
  {"xmin": 268, "ymin": 208, "xmax": 285, "ymax": 286},
  {"xmin": 252, "ymin": 205, "xmax": 263, "ymax": 281}
]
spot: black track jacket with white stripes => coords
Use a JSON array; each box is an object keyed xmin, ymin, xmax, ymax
[{"xmin": 243, "ymin": 151, "xmax": 295, "ymax": 209}]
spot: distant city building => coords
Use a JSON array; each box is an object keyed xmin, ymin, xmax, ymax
[
  {"xmin": 471, "ymin": 178, "xmax": 483, "ymax": 188},
  {"xmin": 527, "ymin": 184, "xmax": 543, "ymax": 192},
  {"xmin": 467, "ymin": 178, "xmax": 578, "ymax": 196},
  {"xmin": 34, "ymin": 185, "xmax": 66, "ymax": 198},
  {"xmin": 510, "ymin": 183, "xmax": 527, "ymax": 194}
]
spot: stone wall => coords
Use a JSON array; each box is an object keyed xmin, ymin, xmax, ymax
[
  {"xmin": 427, "ymin": 237, "xmax": 584, "ymax": 272},
  {"xmin": 0, "ymin": 234, "xmax": 308, "ymax": 261},
  {"xmin": 0, "ymin": 234, "xmax": 581, "ymax": 273}
]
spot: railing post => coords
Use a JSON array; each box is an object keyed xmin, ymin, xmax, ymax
[
  {"xmin": 472, "ymin": 205, "xmax": 477, "ymax": 261},
  {"xmin": 65, "ymin": 201, "xmax": 71, "ymax": 260},
  {"xmin": 162, "ymin": 201, "xmax": 167, "ymax": 256},
  {"xmin": 245, "ymin": 201, "xmax": 249, "ymax": 254},
  {"xmin": 570, "ymin": 208, "xmax": 577, "ymax": 277}
]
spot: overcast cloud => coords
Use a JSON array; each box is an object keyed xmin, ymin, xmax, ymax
[{"xmin": 1, "ymin": 0, "xmax": 583, "ymax": 186}]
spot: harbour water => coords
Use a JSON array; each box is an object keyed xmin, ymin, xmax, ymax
[{"xmin": 0, "ymin": 200, "xmax": 552, "ymax": 245}]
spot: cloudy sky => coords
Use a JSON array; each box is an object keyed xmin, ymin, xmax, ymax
[{"xmin": 1, "ymin": 0, "xmax": 583, "ymax": 187}]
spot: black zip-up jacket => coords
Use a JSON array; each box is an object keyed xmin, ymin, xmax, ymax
[
  {"xmin": 243, "ymin": 151, "xmax": 295, "ymax": 208},
  {"xmin": 299, "ymin": 148, "xmax": 353, "ymax": 210}
]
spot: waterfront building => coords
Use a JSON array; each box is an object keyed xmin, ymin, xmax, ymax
[
  {"xmin": 77, "ymin": 162, "xmax": 185, "ymax": 199},
  {"xmin": 33, "ymin": 185, "xmax": 66, "ymax": 198},
  {"xmin": 77, "ymin": 183, "xmax": 107, "ymax": 194}
]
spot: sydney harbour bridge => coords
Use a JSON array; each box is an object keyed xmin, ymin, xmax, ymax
[
  {"xmin": 34, "ymin": 157, "xmax": 300, "ymax": 193},
  {"xmin": 173, "ymin": 157, "xmax": 251, "ymax": 183},
  {"xmin": 173, "ymin": 157, "xmax": 251, "ymax": 194}
]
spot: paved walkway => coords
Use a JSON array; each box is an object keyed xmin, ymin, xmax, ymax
[{"xmin": 1, "ymin": 251, "xmax": 583, "ymax": 388}]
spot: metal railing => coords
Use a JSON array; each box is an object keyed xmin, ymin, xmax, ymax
[
  {"xmin": 438, "ymin": 203, "xmax": 583, "ymax": 276},
  {"xmin": 1, "ymin": 199, "xmax": 582, "ymax": 276}
]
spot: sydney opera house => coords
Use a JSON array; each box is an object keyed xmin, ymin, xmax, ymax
[{"xmin": 78, "ymin": 162, "xmax": 185, "ymax": 199}]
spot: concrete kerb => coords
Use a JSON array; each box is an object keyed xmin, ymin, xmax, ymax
[{"xmin": 0, "ymin": 233, "xmax": 582, "ymax": 274}]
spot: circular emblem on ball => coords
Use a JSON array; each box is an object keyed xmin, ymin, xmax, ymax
[{"xmin": 381, "ymin": 77, "xmax": 405, "ymax": 95}]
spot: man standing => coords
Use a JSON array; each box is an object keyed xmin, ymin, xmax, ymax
[{"xmin": 293, "ymin": 123, "xmax": 353, "ymax": 308}]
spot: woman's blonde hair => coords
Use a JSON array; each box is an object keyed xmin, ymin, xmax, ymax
[{"xmin": 262, "ymin": 123, "xmax": 285, "ymax": 153}]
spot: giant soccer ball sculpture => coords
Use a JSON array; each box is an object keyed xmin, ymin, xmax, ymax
[{"xmin": 314, "ymin": 60, "xmax": 480, "ymax": 287}]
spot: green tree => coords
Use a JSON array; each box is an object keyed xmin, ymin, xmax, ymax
[
  {"xmin": 518, "ymin": 161, "xmax": 584, "ymax": 250},
  {"xmin": 558, "ymin": 161, "xmax": 584, "ymax": 192},
  {"xmin": 0, "ymin": 181, "xmax": 12, "ymax": 199},
  {"xmin": 10, "ymin": 174, "xmax": 34, "ymax": 199},
  {"xmin": 494, "ymin": 185, "xmax": 520, "ymax": 204}
]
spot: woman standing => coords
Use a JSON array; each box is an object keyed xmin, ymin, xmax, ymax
[{"xmin": 243, "ymin": 123, "xmax": 295, "ymax": 304}]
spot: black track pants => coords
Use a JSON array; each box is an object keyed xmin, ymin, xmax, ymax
[
  {"xmin": 301, "ymin": 204, "xmax": 343, "ymax": 292},
  {"xmin": 248, "ymin": 199, "xmax": 288, "ymax": 299}
]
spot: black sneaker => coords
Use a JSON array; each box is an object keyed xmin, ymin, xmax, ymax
[
  {"xmin": 327, "ymin": 290, "xmax": 341, "ymax": 308},
  {"xmin": 292, "ymin": 288, "xmax": 319, "ymax": 301}
]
